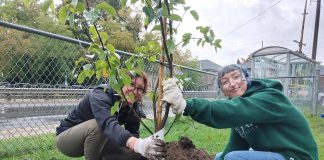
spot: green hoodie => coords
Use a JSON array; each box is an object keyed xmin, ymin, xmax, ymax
[{"xmin": 184, "ymin": 78, "xmax": 318, "ymax": 160}]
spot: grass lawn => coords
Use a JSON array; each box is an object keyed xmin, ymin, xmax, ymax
[{"xmin": 1, "ymin": 114, "xmax": 323, "ymax": 160}]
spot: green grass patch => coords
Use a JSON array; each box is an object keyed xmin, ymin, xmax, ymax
[
  {"xmin": 305, "ymin": 113, "xmax": 324, "ymax": 159},
  {"xmin": 0, "ymin": 134, "xmax": 82, "ymax": 160},
  {"xmin": 0, "ymin": 134, "xmax": 54, "ymax": 158},
  {"xmin": 1, "ymin": 115, "xmax": 323, "ymax": 160}
]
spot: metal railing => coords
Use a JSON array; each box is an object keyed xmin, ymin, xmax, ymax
[{"xmin": 0, "ymin": 86, "xmax": 88, "ymax": 100}]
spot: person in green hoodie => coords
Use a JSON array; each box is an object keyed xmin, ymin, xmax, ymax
[{"xmin": 162, "ymin": 64, "xmax": 318, "ymax": 160}]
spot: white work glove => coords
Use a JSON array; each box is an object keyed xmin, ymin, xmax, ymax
[
  {"xmin": 162, "ymin": 78, "xmax": 186, "ymax": 114},
  {"xmin": 134, "ymin": 136, "xmax": 166, "ymax": 159}
]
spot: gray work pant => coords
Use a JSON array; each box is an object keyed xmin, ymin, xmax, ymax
[{"xmin": 55, "ymin": 119, "xmax": 144, "ymax": 160}]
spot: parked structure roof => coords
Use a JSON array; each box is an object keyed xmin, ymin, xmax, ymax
[{"xmin": 199, "ymin": 59, "xmax": 222, "ymax": 73}]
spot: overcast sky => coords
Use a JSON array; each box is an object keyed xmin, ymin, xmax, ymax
[{"xmin": 175, "ymin": 0, "xmax": 323, "ymax": 66}]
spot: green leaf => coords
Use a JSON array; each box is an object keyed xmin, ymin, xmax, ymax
[
  {"xmin": 148, "ymin": 55, "xmax": 157, "ymax": 62},
  {"xmin": 97, "ymin": 50, "xmax": 106, "ymax": 61},
  {"xmin": 110, "ymin": 59, "xmax": 120, "ymax": 68},
  {"xmin": 208, "ymin": 29, "xmax": 215, "ymax": 42},
  {"xmin": 77, "ymin": 70, "xmax": 94, "ymax": 84},
  {"xmin": 99, "ymin": 32, "xmax": 108, "ymax": 44},
  {"xmin": 151, "ymin": 25, "xmax": 161, "ymax": 31},
  {"xmin": 84, "ymin": 69, "xmax": 95, "ymax": 77},
  {"xmin": 166, "ymin": 39, "xmax": 176, "ymax": 53},
  {"xmin": 41, "ymin": 0, "xmax": 53, "ymax": 13},
  {"xmin": 117, "ymin": 77, "xmax": 124, "ymax": 90},
  {"xmin": 59, "ymin": 6, "xmax": 68, "ymax": 24},
  {"xmin": 106, "ymin": 43, "xmax": 116, "ymax": 54},
  {"xmin": 89, "ymin": 43, "xmax": 100, "ymax": 51},
  {"xmin": 137, "ymin": 58, "xmax": 144, "ymax": 71},
  {"xmin": 75, "ymin": 2, "xmax": 86, "ymax": 13},
  {"xmin": 148, "ymin": 41, "xmax": 159, "ymax": 49},
  {"xmin": 77, "ymin": 70, "xmax": 86, "ymax": 84},
  {"xmin": 95, "ymin": 69, "xmax": 102, "ymax": 80},
  {"xmin": 214, "ymin": 39, "xmax": 222, "ymax": 48},
  {"xmin": 147, "ymin": 91, "xmax": 157, "ymax": 101},
  {"xmin": 89, "ymin": 26, "xmax": 96, "ymax": 35},
  {"xmin": 169, "ymin": 14, "xmax": 182, "ymax": 21},
  {"xmin": 143, "ymin": 6, "xmax": 155, "ymax": 24},
  {"xmin": 125, "ymin": 60, "xmax": 133, "ymax": 69},
  {"xmin": 95, "ymin": 60, "xmax": 107, "ymax": 70},
  {"xmin": 96, "ymin": 50, "xmax": 106, "ymax": 59},
  {"xmin": 71, "ymin": 0, "xmax": 78, "ymax": 7},
  {"xmin": 120, "ymin": 72, "xmax": 132, "ymax": 86},
  {"xmin": 197, "ymin": 38, "xmax": 202, "ymax": 46},
  {"xmin": 145, "ymin": 0, "xmax": 152, "ymax": 6},
  {"xmin": 75, "ymin": 57, "xmax": 89, "ymax": 66},
  {"xmin": 125, "ymin": 56, "xmax": 134, "ymax": 69},
  {"xmin": 68, "ymin": 13, "xmax": 75, "ymax": 28},
  {"xmin": 109, "ymin": 52, "xmax": 121, "ymax": 68},
  {"xmin": 88, "ymin": 25, "xmax": 98, "ymax": 41},
  {"xmin": 133, "ymin": 69, "xmax": 142, "ymax": 77},
  {"xmin": 109, "ymin": 75, "xmax": 120, "ymax": 94},
  {"xmin": 162, "ymin": 3, "xmax": 168, "ymax": 16},
  {"xmin": 183, "ymin": 6, "xmax": 191, "ymax": 11},
  {"xmin": 83, "ymin": 9, "xmax": 100, "ymax": 23},
  {"xmin": 190, "ymin": 10, "xmax": 199, "ymax": 21},
  {"xmin": 197, "ymin": 26, "xmax": 210, "ymax": 35},
  {"xmin": 88, "ymin": 44, "xmax": 103, "ymax": 56},
  {"xmin": 111, "ymin": 101, "xmax": 120, "ymax": 115},
  {"xmin": 175, "ymin": 0, "xmax": 185, "ymax": 5},
  {"xmin": 96, "ymin": 2, "xmax": 116, "ymax": 16},
  {"xmin": 182, "ymin": 33, "xmax": 192, "ymax": 47}
]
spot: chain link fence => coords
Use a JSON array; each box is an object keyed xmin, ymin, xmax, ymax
[{"xmin": 0, "ymin": 21, "xmax": 221, "ymax": 157}]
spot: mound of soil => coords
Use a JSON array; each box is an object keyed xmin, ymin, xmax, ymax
[{"xmin": 164, "ymin": 137, "xmax": 214, "ymax": 160}]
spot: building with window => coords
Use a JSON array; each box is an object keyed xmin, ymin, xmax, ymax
[
  {"xmin": 249, "ymin": 46, "xmax": 319, "ymax": 115},
  {"xmin": 198, "ymin": 60, "xmax": 222, "ymax": 91}
]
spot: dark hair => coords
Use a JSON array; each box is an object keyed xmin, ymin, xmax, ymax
[{"xmin": 217, "ymin": 64, "xmax": 251, "ymax": 89}]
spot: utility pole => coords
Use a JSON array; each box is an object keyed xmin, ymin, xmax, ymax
[
  {"xmin": 294, "ymin": 0, "xmax": 308, "ymax": 54},
  {"xmin": 261, "ymin": 40, "xmax": 264, "ymax": 48},
  {"xmin": 311, "ymin": 0, "xmax": 321, "ymax": 60}
]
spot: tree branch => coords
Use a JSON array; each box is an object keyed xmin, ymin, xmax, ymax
[{"xmin": 85, "ymin": 0, "xmax": 152, "ymax": 134}]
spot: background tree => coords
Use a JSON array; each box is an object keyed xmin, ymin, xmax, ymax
[{"xmin": 0, "ymin": 0, "xmax": 78, "ymax": 85}]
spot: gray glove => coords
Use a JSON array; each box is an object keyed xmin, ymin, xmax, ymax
[
  {"xmin": 134, "ymin": 136, "xmax": 166, "ymax": 159},
  {"xmin": 162, "ymin": 78, "xmax": 186, "ymax": 114}
]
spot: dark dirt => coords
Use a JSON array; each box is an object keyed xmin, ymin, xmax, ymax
[{"xmin": 164, "ymin": 137, "xmax": 214, "ymax": 160}]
